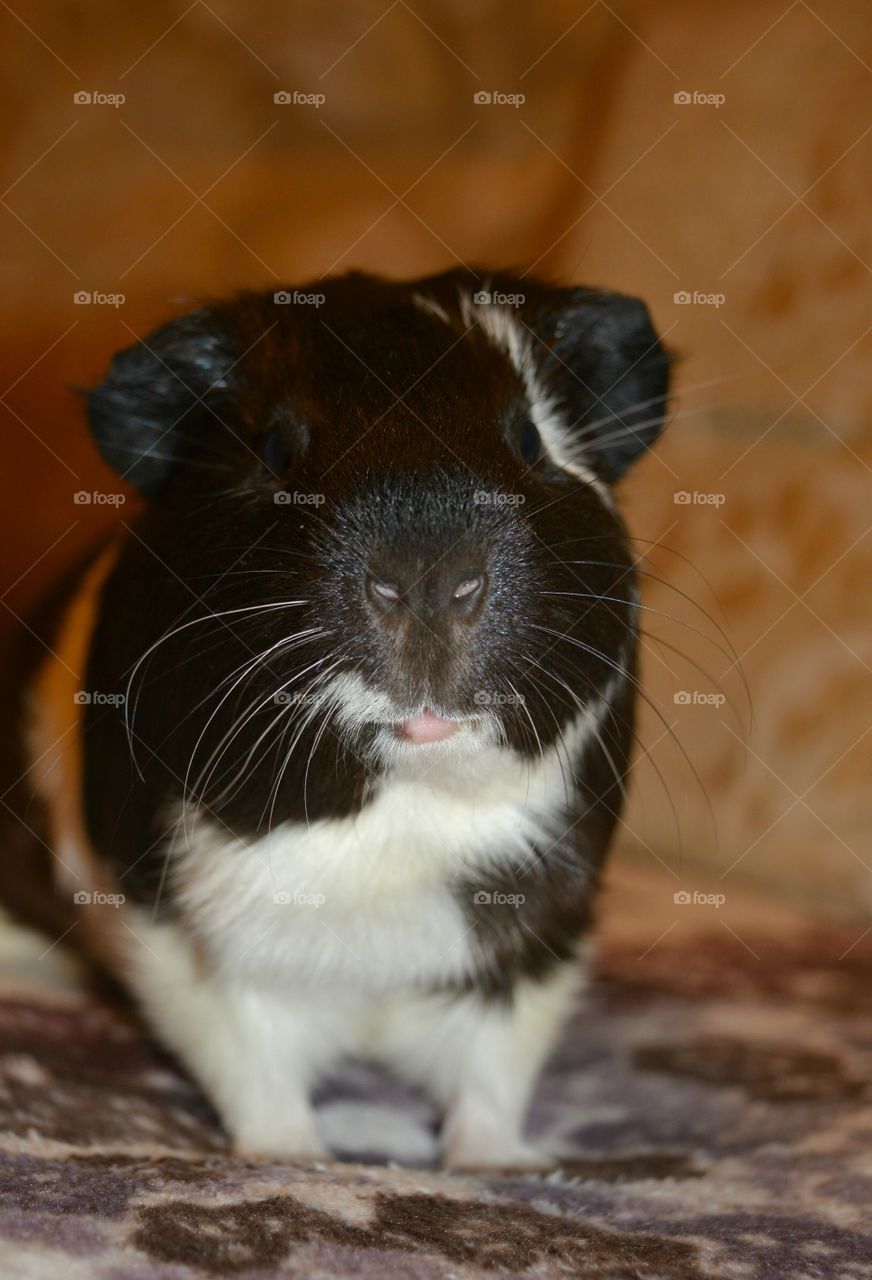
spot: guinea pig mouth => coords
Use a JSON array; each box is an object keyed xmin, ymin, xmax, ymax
[{"xmin": 393, "ymin": 708, "xmax": 466, "ymax": 745}]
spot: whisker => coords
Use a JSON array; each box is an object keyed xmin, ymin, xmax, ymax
[
  {"xmin": 569, "ymin": 373, "xmax": 741, "ymax": 442},
  {"xmin": 186, "ymin": 642, "xmax": 333, "ymax": 831},
  {"xmin": 264, "ymin": 660, "xmax": 345, "ymax": 834},
  {"xmin": 124, "ymin": 599, "xmax": 310, "ymax": 773},
  {"xmin": 530, "ymin": 623, "xmax": 717, "ymax": 847},
  {"xmin": 541, "ymin": 567, "xmax": 751, "ymax": 718},
  {"xmin": 512, "ymin": 655, "xmax": 584, "ymax": 811},
  {"xmin": 545, "ymin": 533, "xmax": 731, "ymax": 620},
  {"xmin": 303, "ymin": 699, "xmax": 340, "ymax": 830},
  {"xmin": 529, "ymin": 648, "xmax": 683, "ymax": 858},
  {"xmin": 538, "ymin": 587, "xmax": 743, "ymax": 678},
  {"xmin": 639, "ymin": 629, "xmax": 742, "ymax": 732},
  {"xmin": 191, "ymin": 644, "xmax": 334, "ymax": 816}
]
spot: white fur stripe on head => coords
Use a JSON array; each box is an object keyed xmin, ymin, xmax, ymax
[
  {"xmin": 411, "ymin": 292, "xmax": 453, "ymax": 326},
  {"xmin": 457, "ymin": 287, "xmax": 613, "ymax": 506}
]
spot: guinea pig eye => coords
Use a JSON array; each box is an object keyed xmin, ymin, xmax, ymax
[
  {"xmin": 262, "ymin": 427, "xmax": 290, "ymax": 474},
  {"xmin": 520, "ymin": 421, "xmax": 543, "ymax": 466}
]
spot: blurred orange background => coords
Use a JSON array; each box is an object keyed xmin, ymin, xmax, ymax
[{"xmin": 2, "ymin": 0, "xmax": 870, "ymax": 916}]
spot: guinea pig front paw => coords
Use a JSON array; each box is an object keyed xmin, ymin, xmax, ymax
[
  {"xmin": 442, "ymin": 1137, "xmax": 554, "ymax": 1173},
  {"xmin": 440, "ymin": 1111, "xmax": 553, "ymax": 1172},
  {"xmin": 232, "ymin": 1114, "xmax": 327, "ymax": 1163}
]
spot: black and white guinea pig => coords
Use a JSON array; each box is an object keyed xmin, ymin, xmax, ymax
[{"xmin": 27, "ymin": 268, "xmax": 670, "ymax": 1168}]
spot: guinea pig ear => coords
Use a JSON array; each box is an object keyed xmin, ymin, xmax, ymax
[
  {"xmin": 86, "ymin": 310, "xmax": 234, "ymax": 495},
  {"xmin": 520, "ymin": 286, "xmax": 671, "ymax": 481}
]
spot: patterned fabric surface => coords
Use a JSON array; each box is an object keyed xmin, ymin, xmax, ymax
[{"xmin": 1, "ymin": 905, "xmax": 871, "ymax": 1279}]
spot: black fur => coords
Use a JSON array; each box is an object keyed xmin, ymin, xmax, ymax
[
  {"xmin": 87, "ymin": 311, "xmax": 235, "ymax": 494},
  {"xmin": 67, "ymin": 269, "xmax": 669, "ymax": 992}
]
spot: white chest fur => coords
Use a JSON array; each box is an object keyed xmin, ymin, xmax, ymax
[
  {"xmin": 173, "ymin": 725, "xmax": 591, "ymax": 993},
  {"xmin": 29, "ymin": 563, "xmax": 603, "ymax": 1164}
]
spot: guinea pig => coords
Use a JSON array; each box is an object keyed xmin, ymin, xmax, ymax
[{"xmin": 24, "ymin": 268, "xmax": 670, "ymax": 1168}]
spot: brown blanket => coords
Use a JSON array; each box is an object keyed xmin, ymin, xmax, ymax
[{"xmin": 1, "ymin": 875, "xmax": 871, "ymax": 1279}]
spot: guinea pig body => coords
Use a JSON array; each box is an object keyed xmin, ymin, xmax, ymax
[{"xmin": 26, "ymin": 269, "xmax": 670, "ymax": 1166}]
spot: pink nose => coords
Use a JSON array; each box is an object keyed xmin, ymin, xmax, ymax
[{"xmin": 397, "ymin": 708, "xmax": 461, "ymax": 744}]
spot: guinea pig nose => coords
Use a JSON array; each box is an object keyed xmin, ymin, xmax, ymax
[{"xmin": 366, "ymin": 574, "xmax": 402, "ymax": 613}]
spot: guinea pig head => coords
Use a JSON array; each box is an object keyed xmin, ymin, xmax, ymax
[{"xmin": 87, "ymin": 270, "xmax": 670, "ymax": 774}]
